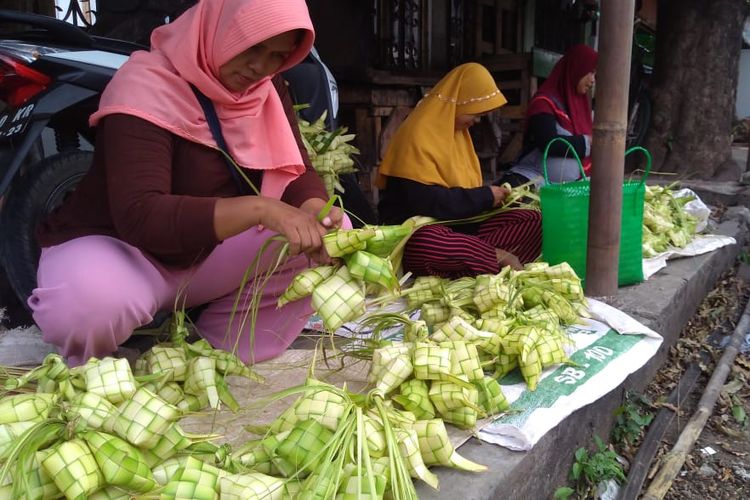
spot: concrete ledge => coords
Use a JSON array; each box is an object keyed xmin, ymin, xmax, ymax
[{"xmin": 418, "ymin": 216, "xmax": 748, "ymax": 499}]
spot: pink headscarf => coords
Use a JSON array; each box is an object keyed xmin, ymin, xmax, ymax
[{"xmin": 90, "ymin": 0, "xmax": 315, "ymax": 199}]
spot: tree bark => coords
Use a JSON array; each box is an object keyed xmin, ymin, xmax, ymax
[{"xmin": 645, "ymin": 0, "xmax": 749, "ymax": 180}]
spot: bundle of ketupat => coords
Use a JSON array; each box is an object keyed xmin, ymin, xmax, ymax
[
  {"xmin": 278, "ymin": 225, "xmax": 413, "ymax": 331},
  {"xmin": 362, "ymin": 333, "xmax": 508, "ymax": 430},
  {"xmin": 374, "ymin": 263, "xmax": 589, "ymax": 396},
  {"xmin": 339, "ymin": 262, "xmax": 585, "ymax": 439},
  {"xmin": 296, "ymin": 109, "xmax": 360, "ymax": 197},
  {"xmin": 642, "ymin": 184, "xmax": 700, "ymax": 257},
  {"xmin": 0, "ymin": 351, "xmax": 230, "ymax": 500},
  {"xmin": 233, "ymin": 377, "xmax": 486, "ymax": 498},
  {"xmin": 133, "ymin": 311, "xmax": 263, "ymax": 411}
]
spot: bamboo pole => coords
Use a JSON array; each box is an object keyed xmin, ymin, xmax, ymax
[
  {"xmin": 642, "ymin": 298, "xmax": 750, "ymax": 499},
  {"xmin": 585, "ymin": 0, "xmax": 636, "ymax": 296}
]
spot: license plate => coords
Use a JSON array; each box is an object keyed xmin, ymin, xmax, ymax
[{"xmin": 0, "ymin": 102, "xmax": 35, "ymax": 140}]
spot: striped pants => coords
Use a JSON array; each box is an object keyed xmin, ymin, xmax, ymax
[{"xmin": 402, "ymin": 209, "xmax": 542, "ymax": 279}]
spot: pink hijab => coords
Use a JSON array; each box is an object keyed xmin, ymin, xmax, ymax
[{"xmin": 90, "ymin": 0, "xmax": 315, "ymax": 199}]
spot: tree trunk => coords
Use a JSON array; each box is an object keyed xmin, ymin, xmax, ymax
[{"xmin": 645, "ymin": 0, "xmax": 749, "ymax": 180}]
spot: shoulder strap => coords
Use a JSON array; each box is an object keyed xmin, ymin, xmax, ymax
[
  {"xmin": 530, "ymin": 95, "xmax": 573, "ymax": 130},
  {"xmin": 189, "ymin": 84, "xmax": 252, "ymax": 195}
]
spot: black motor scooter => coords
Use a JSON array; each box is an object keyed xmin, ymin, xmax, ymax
[{"xmin": 0, "ymin": 9, "xmax": 143, "ymax": 305}]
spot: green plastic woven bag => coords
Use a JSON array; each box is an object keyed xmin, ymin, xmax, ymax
[{"xmin": 539, "ymin": 138, "xmax": 652, "ymax": 286}]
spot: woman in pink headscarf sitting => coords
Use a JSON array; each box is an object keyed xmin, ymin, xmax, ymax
[{"xmin": 29, "ymin": 0, "xmax": 344, "ymax": 366}]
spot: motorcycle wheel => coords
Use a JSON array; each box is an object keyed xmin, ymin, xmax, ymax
[{"xmin": 1, "ymin": 150, "xmax": 92, "ymax": 306}]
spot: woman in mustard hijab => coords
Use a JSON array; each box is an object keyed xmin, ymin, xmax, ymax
[{"xmin": 377, "ymin": 63, "xmax": 541, "ymax": 278}]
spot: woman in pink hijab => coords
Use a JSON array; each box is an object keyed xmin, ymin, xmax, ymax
[{"xmin": 29, "ymin": 0, "xmax": 344, "ymax": 366}]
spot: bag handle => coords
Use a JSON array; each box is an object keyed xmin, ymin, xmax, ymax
[
  {"xmin": 542, "ymin": 139, "xmax": 654, "ymax": 187},
  {"xmin": 189, "ymin": 84, "xmax": 253, "ymax": 195},
  {"xmin": 542, "ymin": 137, "xmax": 585, "ymax": 185},
  {"xmin": 624, "ymin": 146, "xmax": 653, "ymax": 187}
]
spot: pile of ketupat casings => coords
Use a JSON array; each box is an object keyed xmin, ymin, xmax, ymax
[
  {"xmin": 0, "ymin": 345, "xmax": 488, "ymax": 499},
  {"xmin": 0, "ymin": 311, "xmax": 282, "ymax": 500},
  {"xmin": 280, "ymin": 231, "xmax": 589, "ymax": 399},
  {"xmin": 641, "ymin": 184, "xmax": 700, "ymax": 257},
  {"xmin": 296, "ymin": 108, "xmax": 360, "ymax": 198},
  {"xmin": 0, "ymin": 304, "xmax": 492, "ymax": 499},
  {"xmin": 277, "ymin": 224, "xmax": 592, "ymax": 487}
]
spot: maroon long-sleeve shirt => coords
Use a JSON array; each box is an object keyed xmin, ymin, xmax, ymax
[{"xmin": 37, "ymin": 76, "xmax": 327, "ymax": 268}]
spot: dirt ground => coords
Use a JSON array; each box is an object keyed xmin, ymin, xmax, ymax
[{"xmin": 629, "ymin": 263, "xmax": 750, "ymax": 499}]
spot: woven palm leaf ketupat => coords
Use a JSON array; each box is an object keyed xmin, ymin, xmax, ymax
[
  {"xmin": 395, "ymin": 427, "xmax": 439, "ymax": 490},
  {"xmin": 145, "ymin": 381, "xmax": 184, "ymax": 406},
  {"xmin": 142, "ymin": 346, "xmax": 188, "ymax": 382},
  {"xmin": 82, "ymin": 430, "xmax": 156, "ymax": 493},
  {"xmin": 474, "ymin": 376, "xmax": 510, "ymax": 415},
  {"xmin": 65, "ymin": 392, "xmax": 117, "ymax": 433},
  {"xmin": 431, "ymin": 315, "xmax": 487, "ymax": 343},
  {"xmin": 494, "ymin": 352, "xmax": 520, "ymax": 378},
  {"xmin": 412, "ymin": 344, "xmax": 455, "ymax": 382},
  {"xmin": 311, "ymin": 266, "xmax": 366, "ymax": 331},
  {"xmin": 218, "ymin": 471, "xmax": 285, "ymax": 499},
  {"xmin": 440, "ymin": 340, "xmax": 484, "ymax": 381},
  {"xmin": 345, "ymin": 250, "xmax": 399, "ymax": 292},
  {"xmin": 419, "ymin": 302, "xmax": 451, "ymax": 327},
  {"xmin": 0, "ymin": 393, "xmax": 57, "ymax": 424},
  {"xmin": 322, "ymin": 228, "xmax": 376, "ymax": 258},
  {"xmin": 40, "ymin": 438, "xmax": 103, "ymax": 499},
  {"xmin": 363, "ymin": 414, "xmax": 388, "ymax": 458},
  {"xmin": 82, "ymin": 357, "xmax": 137, "ymax": 405},
  {"xmin": 161, "ymin": 455, "xmax": 223, "ymax": 500},
  {"xmin": 392, "ymin": 379, "xmax": 436, "ymax": 420},
  {"xmin": 183, "ymin": 357, "xmax": 220, "ymax": 410},
  {"xmin": 412, "ymin": 419, "xmax": 486, "ymax": 472},
  {"xmin": 111, "ymin": 388, "xmax": 180, "ymax": 448},
  {"xmin": 369, "ymin": 345, "xmax": 414, "ymax": 395},
  {"xmin": 277, "ymin": 265, "xmax": 335, "ymax": 308},
  {"xmin": 364, "ymin": 225, "xmax": 413, "ymax": 257}
]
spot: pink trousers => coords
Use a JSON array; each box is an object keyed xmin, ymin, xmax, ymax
[{"xmin": 29, "ymin": 228, "xmax": 319, "ymax": 366}]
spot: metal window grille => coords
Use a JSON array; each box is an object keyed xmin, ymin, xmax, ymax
[{"xmin": 55, "ymin": 0, "xmax": 96, "ymax": 28}]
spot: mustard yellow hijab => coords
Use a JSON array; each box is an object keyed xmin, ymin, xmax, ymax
[{"xmin": 377, "ymin": 63, "xmax": 507, "ymax": 189}]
